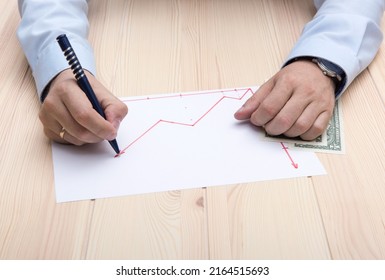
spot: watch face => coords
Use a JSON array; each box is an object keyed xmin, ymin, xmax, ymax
[
  {"xmin": 318, "ymin": 59, "xmax": 344, "ymax": 76},
  {"xmin": 315, "ymin": 58, "xmax": 343, "ymax": 82},
  {"xmin": 320, "ymin": 59, "xmax": 335, "ymax": 70}
]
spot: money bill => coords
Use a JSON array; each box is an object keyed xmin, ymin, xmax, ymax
[{"xmin": 263, "ymin": 100, "xmax": 345, "ymax": 154}]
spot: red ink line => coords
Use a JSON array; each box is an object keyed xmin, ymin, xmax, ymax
[
  {"xmin": 117, "ymin": 88, "xmax": 299, "ymax": 169},
  {"xmin": 120, "ymin": 87, "xmax": 253, "ymax": 103},
  {"xmin": 114, "ymin": 150, "xmax": 125, "ymax": 158},
  {"xmin": 280, "ymin": 142, "xmax": 299, "ymax": 169},
  {"xmin": 119, "ymin": 88, "xmax": 254, "ymax": 155},
  {"xmin": 122, "ymin": 121, "xmax": 162, "ymax": 151}
]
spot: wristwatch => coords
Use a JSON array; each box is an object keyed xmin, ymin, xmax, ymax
[
  {"xmin": 290, "ymin": 56, "xmax": 346, "ymax": 96},
  {"xmin": 311, "ymin": 57, "xmax": 343, "ymax": 86}
]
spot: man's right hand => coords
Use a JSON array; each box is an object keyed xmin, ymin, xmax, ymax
[{"xmin": 39, "ymin": 69, "xmax": 128, "ymax": 145}]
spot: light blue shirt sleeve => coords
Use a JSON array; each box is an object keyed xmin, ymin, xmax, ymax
[
  {"xmin": 287, "ymin": 0, "xmax": 385, "ymax": 97},
  {"xmin": 17, "ymin": 0, "xmax": 384, "ymax": 101},
  {"xmin": 17, "ymin": 0, "xmax": 96, "ymax": 101}
]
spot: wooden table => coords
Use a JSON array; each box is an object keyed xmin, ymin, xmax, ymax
[{"xmin": 1, "ymin": 0, "xmax": 385, "ymax": 259}]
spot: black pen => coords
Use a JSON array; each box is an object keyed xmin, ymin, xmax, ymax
[{"xmin": 56, "ymin": 34, "xmax": 120, "ymax": 155}]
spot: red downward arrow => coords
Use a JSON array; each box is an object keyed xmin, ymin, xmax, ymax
[{"xmin": 280, "ymin": 142, "xmax": 299, "ymax": 169}]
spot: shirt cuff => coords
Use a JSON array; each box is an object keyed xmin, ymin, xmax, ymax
[
  {"xmin": 284, "ymin": 41, "xmax": 358, "ymax": 99},
  {"xmin": 33, "ymin": 36, "xmax": 96, "ymax": 102},
  {"xmin": 284, "ymin": 56, "xmax": 347, "ymax": 98}
]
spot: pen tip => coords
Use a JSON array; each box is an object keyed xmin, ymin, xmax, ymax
[
  {"xmin": 109, "ymin": 139, "xmax": 121, "ymax": 155},
  {"xmin": 114, "ymin": 151, "xmax": 125, "ymax": 158}
]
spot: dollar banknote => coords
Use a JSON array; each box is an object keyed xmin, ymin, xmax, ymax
[{"xmin": 263, "ymin": 100, "xmax": 344, "ymax": 154}]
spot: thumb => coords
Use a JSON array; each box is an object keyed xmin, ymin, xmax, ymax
[{"xmin": 104, "ymin": 100, "xmax": 128, "ymax": 130}]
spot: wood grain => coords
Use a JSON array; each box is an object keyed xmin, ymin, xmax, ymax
[{"xmin": 1, "ymin": 0, "xmax": 384, "ymax": 259}]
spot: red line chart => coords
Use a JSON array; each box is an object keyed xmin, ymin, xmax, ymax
[{"xmin": 117, "ymin": 87, "xmax": 298, "ymax": 169}]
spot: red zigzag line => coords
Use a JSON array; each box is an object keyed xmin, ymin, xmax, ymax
[
  {"xmin": 117, "ymin": 87, "xmax": 299, "ymax": 169},
  {"xmin": 118, "ymin": 88, "xmax": 254, "ymax": 155}
]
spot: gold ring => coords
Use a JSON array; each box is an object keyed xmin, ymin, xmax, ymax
[{"xmin": 59, "ymin": 127, "xmax": 66, "ymax": 139}]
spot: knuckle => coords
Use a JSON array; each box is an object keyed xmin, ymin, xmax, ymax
[
  {"xmin": 301, "ymin": 125, "xmax": 324, "ymax": 141},
  {"xmin": 279, "ymin": 72, "xmax": 297, "ymax": 87},
  {"xmin": 250, "ymin": 112, "xmax": 262, "ymax": 126},
  {"xmin": 38, "ymin": 110, "xmax": 47, "ymax": 124},
  {"xmin": 312, "ymin": 123, "xmax": 325, "ymax": 136},
  {"xmin": 313, "ymin": 122, "xmax": 327, "ymax": 136},
  {"xmin": 43, "ymin": 128, "xmax": 54, "ymax": 139},
  {"xmin": 295, "ymin": 118, "xmax": 310, "ymax": 133},
  {"xmin": 277, "ymin": 115, "xmax": 293, "ymax": 128},
  {"xmin": 265, "ymin": 115, "xmax": 294, "ymax": 136},
  {"xmin": 115, "ymin": 103, "xmax": 129, "ymax": 119},
  {"xmin": 301, "ymin": 82, "xmax": 317, "ymax": 95},
  {"xmin": 260, "ymin": 102, "xmax": 278, "ymax": 119},
  {"xmin": 73, "ymin": 107, "xmax": 93, "ymax": 124},
  {"xmin": 121, "ymin": 103, "xmax": 129, "ymax": 116},
  {"xmin": 265, "ymin": 124, "xmax": 284, "ymax": 136},
  {"xmin": 41, "ymin": 96, "xmax": 56, "ymax": 112}
]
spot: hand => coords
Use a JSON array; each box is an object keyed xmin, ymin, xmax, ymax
[
  {"xmin": 39, "ymin": 69, "xmax": 128, "ymax": 145},
  {"xmin": 234, "ymin": 60, "xmax": 336, "ymax": 140}
]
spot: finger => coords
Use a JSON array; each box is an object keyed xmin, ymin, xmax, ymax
[
  {"xmin": 249, "ymin": 80, "xmax": 293, "ymax": 127},
  {"xmin": 42, "ymin": 69, "xmax": 126, "ymax": 144},
  {"xmin": 101, "ymin": 96, "xmax": 128, "ymax": 131},
  {"xmin": 62, "ymin": 88, "xmax": 116, "ymax": 141},
  {"xmin": 234, "ymin": 81, "xmax": 274, "ymax": 120},
  {"xmin": 41, "ymin": 108, "xmax": 98, "ymax": 146},
  {"xmin": 44, "ymin": 126, "xmax": 84, "ymax": 146},
  {"xmin": 40, "ymin": 98, "xmax": 92, "ymax": 145},
  {"xmin": 42, "ymin": 88, "xmax": 104, "ymax": 144},
  {"xmin": 86, "ymin": 73, "xmax": 129, "ymax": 130},
  {"xmin": 300, "ymin": 110, "xmax": 333, "ymax": 141},
  {"xmin": 39, "ymin": 99, "xmax": 67, "ymax": 135},
  {"xmin": 281, "ymin": 103, "xmax": 319, "ymax": 138},
  {"xmin": 282, "ymin": 97, "xmax": 333, "ymax": 138},
  {"xmin": 284, "ymin": 89, "xmax": 335, "ymax": 139},
  {"xmin": 263, "ymin": 93, "xmax": 311, "ymax": 136}
]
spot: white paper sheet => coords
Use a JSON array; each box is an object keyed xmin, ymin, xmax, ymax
[{"xmin": 52, "ymin": 87, "xmax": 326, "ymax": 202}]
